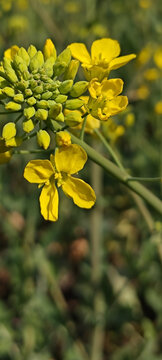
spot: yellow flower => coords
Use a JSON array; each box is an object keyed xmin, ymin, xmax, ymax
[
  {"xmin": 68, "ymin": 38, "xmax": 136, "ymax": 81},
  {"xmin": 144, "ymin": 68, "xmax": 159, "ymax": 81},
  {"xmin": 24, "ymin": 144, "xmax": 96, "ymax": 222},
  {"xmin": 56, "ymin": 131, "xmax": 72, "ymax": 147},
  {"xmin": 154, "ymin": 101, "xmax": 162, "ymax": 115},
  {"xmin": 154, "ymin": 47, "xmax": 162, "ymax": 69},
  {"xmin": 88, "ymin": 78, "xmax": 128, "ymax": 120}
]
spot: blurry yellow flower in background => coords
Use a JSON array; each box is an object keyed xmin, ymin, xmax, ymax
[
  {"xmin": 24, "ymin": 144, "xmax": 96, "ymax": 221},
  {"xmin": 154, "ymin": 101, "xmax": 162, "ymax": 115},
  {"xmin": 137, "ymin": 45, "xmax": 152, "ymax": 66},
  {"xmin": 154, "ymin": 47, "xmax": 162, "ymax": 69},
  {"xmin": 102, "ymin": 119, "xmax": 125, "ymax": 143},
  {"xmin": 69, "ymin": 38, "xmax": 136, "ymax": 81},
  {"xmin": 144, "ymin": 68, "xmax": 159, "ymax": 81},
  {"xmin": 139, "ymin": 0, "xmax": 152, "ymax": 8},
  {"xmin": 136, "ymin": 84, "xmax": 150, "ymax": 100}
]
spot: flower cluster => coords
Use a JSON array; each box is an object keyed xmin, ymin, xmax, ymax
[{"xmin": 0, "ymin": 38, "xmax": 136, "ymax": 221}]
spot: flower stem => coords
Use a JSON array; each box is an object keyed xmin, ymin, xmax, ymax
[
  {"xmin": 94, "ymin": 128, "xmax": 125, "ymax": 170},
  {"xmin": 80, "ymin": 115, "xmax": 87, "ymax": 141}
]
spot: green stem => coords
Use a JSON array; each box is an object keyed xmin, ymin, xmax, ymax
[
  {"xmin": 13, "ymin": 148, "xmax": 54, "ymax": 155},
  {"xmin": 127, "ymin": 176, "xmax": 162, "ymax": 182},
  {"xmin": 80, "ymin": 115, "xmax": 87, "ymax": 141},
  {"xmin": 15, "ymin": 113, "xmax": 23, "ymax": 123},
  {"xmin": 0, "ymin": 110, "xmax": 22, "ymax": 115},
  {"xmin": 49, "ymin": 120, "xmax": 162, "ymax": 215},
  {"xmin": 94, "ymin": 128, "xmax": 125, "ymax": 170}
]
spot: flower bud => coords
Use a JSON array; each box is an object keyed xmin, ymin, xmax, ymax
[
  {"xmin": 35, "ymin": 109, "xmax": 48, "ymax": 121},
  {"xmin": 33, "ymin": 85, "xmax": 43, "ymax": 94},
  {"xmin": 18, "ymin": 47, "xmax": 30, "ymax": 65},
  {"xmin": 43, "ymin": 39, "xmax": 57, "ymax": 61},
  {"xmin": 29, "ymin": 51, "xmax": 44, "ymax": 72},
  {"xmin": 42, "ymin": 91, "xmax": 52, "ymax": 100},
  {"xmin": 24, "ymin": 106, "xmax": 35, "ymax": 119},
  {"xmin": 23, "ymin": 119, "xmax": 35, "ymax": 133},
  {"xmin": 2, "ymin": 87, "xmax": 15, "ymax": 97},
  {"xmin": 56, "ymin": 131, "xmax": 71, "ymax": 147},
  {"xmin": 44, "ymin": 57, "xmax": 55, "ymax": 77},
  {"xmin": 59, "ymin": 80, "xmax": 73, "ymax": 94},
  {"xmin": 14, "ymin": 94, "xmax": 24, "ymax": 103},
  {"xmin": 26, "ymin": 96, "xmax": 37, "ymax": 106},
  {"xmin": 37, "ymin": 100, "xmax": 49, "ymax": 109},
  {"xmin": 55, "ymin": 94, "xmax": 67, "ymax": 104},
  {"xmin": 24, "ymin": 89, "xmax": 33, "ymax": 97},
  {"xmin": 64, "ymin": 59, "xmax": 79, "ymax": 80},
  {"xmin": 53, "ymin": 48, "xmax": 71, "ymax": 76},
  {"xmin": 2, "ymin": 122, "xmax": 16, "ymax": 140},
  {"xmin": 70, "ymin": 81, "xmax": 88, "ymax": 97},
  {"xmin": 64, "ymin": 110, "xmax": 82, "ymax": 126},
  {"xmin": 49, "ymin": 103, "xmax": 62, "ymax": 119},
  {"xmin": 27, "ymin": 45, "xmax": 37, "ymax": 58},
  {"xmin": 37, "ymin": 129, "xmax": 50, "ymax": 149},
  {"xmin": 55, "ymin": 112, "xmax": 64, "ymax": 122},
  {"xmin": 5, "ymin": 101, "xmax": 22, "ymax": 111},
  {"xmin": 65, "ymin": 99, "xmax": 84, "ymax": 110}
]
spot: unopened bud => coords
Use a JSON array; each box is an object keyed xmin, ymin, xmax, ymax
[
  {"xmin": 23, "ymin": 119, "xmax": 35, "ymax": 133},
  {"xmin": 64, "ymin": 59, "xmax": 79, "ymax": 80},
  {"xmin": 2, "ymin": 87, "xmax": 15, "ymax": 97},
  {"xmin": 49, "ymin": 103, "xmax": 62, "ymax": 119},
  {"xmin": 37, "ymin": 129, "xmax": 50, "ymax": 149},
  {"xmin": 64, "ymin": 110, "xmax": 82, "ymax": 126},
  {"xmin": 26, "ymin": 96, "xmax": 37, "ymax": 106},
  {"xmin": 59, "ymin": 80, "xmax": 73, "ymax": 94},
  {"xmin": 2, "ymin": 122, "xmax": 16, "ymax": 140},
  {"xmin": 5, "ymin": 101, "xmax": 21, "ymax": 111},
  {"xmin": 55, "ymin": 95, "xmax": 67, "ymax": 103},
  {"xmin": 56, "ymin": 131, "xmax": 71, "ymax": 147},
  {"xmin": 65, "ymin": 99, "xmax": 84, "ymax": 110},
  {"xmin": 24, "ymin": 106, "xmax": 35, "ymax": 119},
  {"xmin": 53, "ymin": 48, "xmax": 71, "ymax": 76},
  {"xmin": 35, "ymin": 109, "xmax": 48, "ymax": 121},
  {"xmin": 43, "ymin": 39, "xmax": 57, "ymax": 61},
  {"xmin": 70, "ymin": 81, "xmax": 88, "ymax": 97},
  {"xmin": 14, "ymin": 93, "xmax": 24, "ymax": 103}
]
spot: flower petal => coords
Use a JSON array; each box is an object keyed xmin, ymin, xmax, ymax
[
  {"xmin": 24, "ymin": 160, "xmax": 54, "ymax": 184},
  {"xmin": 101, "ymin": 78, "xmax": 124, "ymax": 99},
  {"xmin": 105, "ymin": 96, "xmax": 128, "ymax": 118},
  {"xmin": 62, "ymin": 176, "xmax": 96, "ymax": 208},
  {"xmin": 91, "ymin": 38, "xmax": 120, "ymax": 62},
  {"xmin": 55, "ymin": 144, "xmax": 87, "ymax": 174},
  {"xmin": 109, "ymin": 54, "xmax": 136, "ymax": 70},
  {"xmin": 68, "ymin": 43, "xmax": 91, "ymax": 64},
  {"xmin": 40, "ymin": 183, "xmax": 59, "ymax": 221}
]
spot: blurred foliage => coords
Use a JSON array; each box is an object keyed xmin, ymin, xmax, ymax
[{"xmin": 0, "ymin": 0, "xmax": 162, "ymax": 359}]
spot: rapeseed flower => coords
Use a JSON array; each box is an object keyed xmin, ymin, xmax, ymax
[
  {"xmin": 24, "ymin": 144, "xmax": 96, "ymax": 221},
  {"xmin": 88, "ymin": 78, "xmax": 128, "ymax": 120},
  {"xmin": 69, "ymin": 38, "xmax": 136, "ymax": 80}
]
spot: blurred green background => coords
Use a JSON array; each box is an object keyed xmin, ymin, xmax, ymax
[{"xmin": 0, "ymin": 0, "xmax": 162, "ymax": 359}]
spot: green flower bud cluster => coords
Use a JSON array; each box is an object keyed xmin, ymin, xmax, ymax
[{"xmin": 0, "ymin": 40, "xmax": 89, "ymax": 147}]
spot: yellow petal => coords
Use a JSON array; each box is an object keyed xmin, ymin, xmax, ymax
[
  {"xmin": 91, "ymin": 38, "xmax": 120, "ymax": 62},
  {"xmin": 109, "ymin": 54, "xmax": 136, "ymax": 70},
  {"xmin": 24, "ymin": 160, "xmax": 54, "ymax": 184},
  {"xmin": 43, "ymin": 38, "xmax": 57, "ymax": 61},
  {"xmin": 62, "ymin": 176, "xmax": 96, "ymax": 208},
  {"xmin": 40, "ymin": 183, "xmax": 59, "ymax": 221},
  {"xmin": 68, "ymin": 43, "xmax": 91, "ymax": 64},
  {"xmin": 106, "ymin": 96, "xmax": 128, "ymax": 117},
  {"xmin": 55, "ymin": 144, "xmax": 87, "ymax": 175},
  {"xmin": 101, "ymin": 78, "xmax": 124, "ymax": 99}
]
